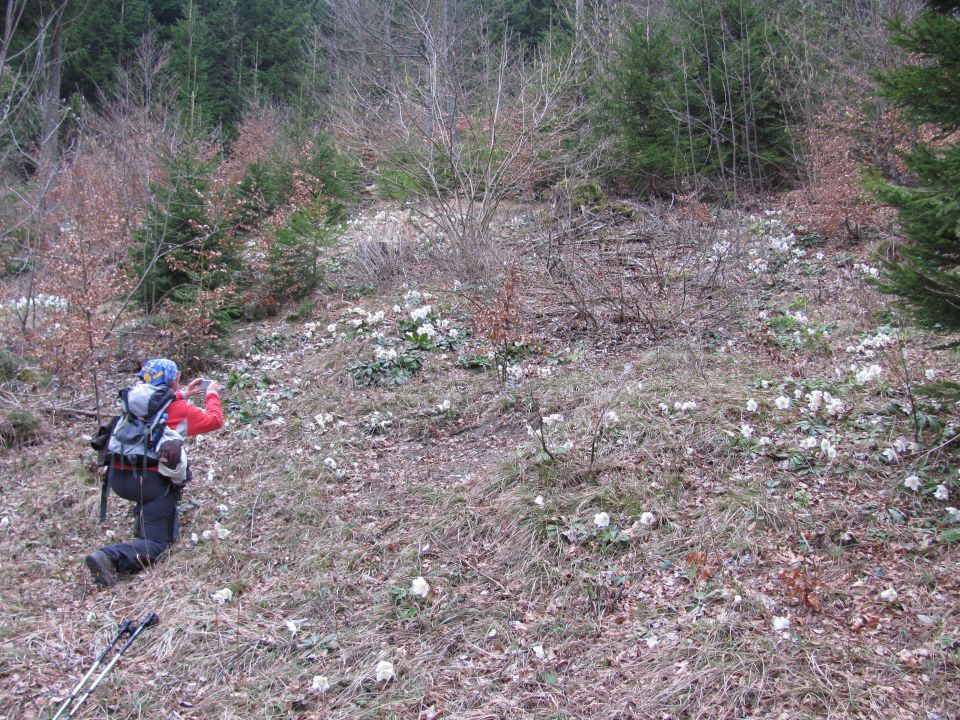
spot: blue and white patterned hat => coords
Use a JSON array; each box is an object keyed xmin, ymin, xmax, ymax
[{"xmin": 138, "ymin": 358, "xmax": 179, "ymax": 387}]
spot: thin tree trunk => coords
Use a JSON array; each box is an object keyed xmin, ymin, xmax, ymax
[{"xmin": 39, "ymin": 5, "xmax": 64, "ymax": 167}]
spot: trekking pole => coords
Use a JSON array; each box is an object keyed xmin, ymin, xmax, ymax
[
  {"xmin": 61, "ymin": 612, "xmax": 159, "ymax": 719},
  {"xmin": 51, "ymin": 621, "xmax": 134, "ymax": 720}
]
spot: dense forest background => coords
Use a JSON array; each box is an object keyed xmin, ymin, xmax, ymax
[{"xmin": 0, "ymin": 0, "xmax": 957, "ymax": 408}]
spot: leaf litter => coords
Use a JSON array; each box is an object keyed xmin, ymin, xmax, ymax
[{"xmin": 0, "ymin": 200, "xmax": 958, "ymax": 719}]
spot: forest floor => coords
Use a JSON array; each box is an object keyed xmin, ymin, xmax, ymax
[{"xmin": 1, "ymin": 198, "xmax": 959, "ymax": 720}]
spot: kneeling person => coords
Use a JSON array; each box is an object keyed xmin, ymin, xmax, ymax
[{"xmin": 86, "ymin": 359, "xmax": 223, "ymax": 587}]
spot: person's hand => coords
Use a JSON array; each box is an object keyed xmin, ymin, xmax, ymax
[
  {"xmin": 183, "ymin": 377, "xmax": 204, "ymax": 399},
  {"xmin": 205, "ymin": 380, "xmax": 221, "ymax": 396}
]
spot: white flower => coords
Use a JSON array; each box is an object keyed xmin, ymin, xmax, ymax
[
  {"xmin": 775, "ymin": 396, "xmax": 791, "ymax": 410},
  {"xmin": 645, "ymin": 635, "xmax": 659, "ymax": 649},
  {"xmin": 210, "ymin": 588, "xmax": 233, "ymax": 604},
  {"xmin": 324, "ymin": 457, "xmax": 337, "ymax": 470},
  {"xmin": 327, "ymin": 323, "xmax": 337, "ymax": 333},
  {"xmin": 758, "ymin": 437, "xmax": 772, "ymax": 447},
  {"xmin": 409, "ymin": 305, "xmax": 432, "ymax": 322},
  {"xmin": 946, "ymin": 507, "xmax": 959, "ymax": 522},
  {"xmin": 437, "ymin": 399, "xmax": 451, "ymax": 412},
  {"xmin": 820, "ymin": 438, "xmax": 837, "ymax": 460},
  {"xmin": 202, "ymin": 530, "xmax": 213, "ymax": 542},
  {"xmin": 542, "ymin": 413, "xmax": 564, "ymax": 426},
  {"xmin": 826, "ymin": 396, "xmax": 845, "ymax": 416},
  {"xmin": 604, "ymin": 410, "xmax": 620, "ymax": 425},
  {"xmin": 741, "ymin": 423, "xmax": 754, "ymax": 439},
  {"xmin": 745, "ymin": 399, "xmax": 758, "ymax": 412},
  {"xmin": 190, "ymin": 532, "xmax": 199, "ymax": 544},
  {"xmin": 531, "ymin": 644, "xmax": 546, "ymax": 660},
  {"xmin": 855, "ymin": 364, "xmax": 883, "ymax": 384},
  {"xmin": 879, "ymin": 588, "xmax": 898, "ymax": 603},
  {"xmin": 534, "ymin": 495, "xmax": 545, "ymax": 508},
  {"xmin": 761, "ymin": 380, "xmax": 770, "ymax": 389},
  {"xmin": 214, "ymin": 522, "xmax": 230, "ymax": 540},
  {"xmin": 903, "ymin": 475, "xmax": 922, "ymax": 492},
  {"xmin": 410, "ymin": 576, "xmax": 430, "ymax": 598},
  {"xmin": 881, "ymin": 448, "xmax": 899, "ymax": 463},
  {"xmin": 218, "ymin": 503, "xmax": 229, "ymax": 515},
  {"xmin": 674, "ymin": 401, "xmax": 698, "ymax": 412},
  {"xmin": 593, "ymin": 512, "xmax": 610, "ymax": 528},
  {"xmin": 934, "ymin": 484, "xmax": 950, "ymax": 501},
  {"xmin": 507, "ymin": 364, "xmax": 528, "ymax": 382},
  {"xmin": 375, "ymin": 660, "xmax": 395, "ymax": 682},
  {"xmin": 771, "ymin": 616, "xmax": 791, "ymax": 632},
  {"xmin": 311, "ymin": 675, "xmax": 330, "ymax": 693},
  {"xmin": 639, "ymin": 512, "xmax": 656, "ymax": 526},
  {"xmin": 794, "ymin": 387, "xmax": 804, "ymax": 399},
  {"xmin": 0, "ymin": 516, "xmax": 9, "ymax": 528},
  {"xmin": 374, "ymin": 346, "xmax": 398, "ymax": 361},
  {"xmin": 285, "ymin": 620, "xmax": 301, "ymax": 635},
  {"xmin": 799, "ymin": 436, "xmax": 818, "ymax": 450}
]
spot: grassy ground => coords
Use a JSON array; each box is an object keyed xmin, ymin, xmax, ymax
[{"xmin": 1, "ymin": 201, "xmax": 958, "ymax": 719}]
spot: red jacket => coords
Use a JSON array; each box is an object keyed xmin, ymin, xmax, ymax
[{"xmin": 165, "ymin": 391, "xmax": 223, "ymax": 436}]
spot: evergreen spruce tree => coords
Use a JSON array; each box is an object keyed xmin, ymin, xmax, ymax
[
  {"xmin": 240, "ymin": 0, "xmax": 311, "ymax": 104},
  {"xmin": 598, "ymin": 24, "xmax": 684, "ymax": 193},
  {"xmin": 673, "ymin": 0, "xmax": 796, "ymax": 192},
  {"xmin": 169, "ymin": 0, "xmax": 243, "ymax": 133},
  {"xmin": 872, "ymin": 1, "xmax": 960, "ymax": 330},
  {"xmin": 62, "ymin": 0, "xmax": 154, "ymax": 99},
  {"xmin": 133, "ymin": 150, "xmax": 236, "ymax": 314},
  {"xmin": 598, "ymin": 0, "xmax": 797, "ymax": 196}
]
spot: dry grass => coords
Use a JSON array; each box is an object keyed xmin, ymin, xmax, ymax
[{"xmin": 1, "ymin": 200, "xmax": 958, "ymax": 720}]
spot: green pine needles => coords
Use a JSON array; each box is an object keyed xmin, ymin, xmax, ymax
[
  {"xmin": 871, "ymin": 2, "xmax": 960, "ymax": 331},
  {"xmin": 598, "ymin": 0, "xmax": 799, "ymax": 197}
]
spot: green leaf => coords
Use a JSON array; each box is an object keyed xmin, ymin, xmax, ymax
[{"xmin": 939, "ymin": 528, "xmax": 960, "ymax": 544}]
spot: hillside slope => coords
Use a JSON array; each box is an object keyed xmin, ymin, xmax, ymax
[{"xmin": 1, "ymin": 200, "xmax": 958, "ymax": 720}]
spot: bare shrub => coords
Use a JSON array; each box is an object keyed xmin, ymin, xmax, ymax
[
  {"xmin": 27, "ymin": 138, "xmax": 143, "ymax": 417},
  {"xmin": 778, "ymin": 103, "xmax": 901, "ymax": 243},
  {"xmin": 328, "ymin": 1, "xmax": 587, "ymax": 277},
  {"xmin": 539, "ymin": 201, "xmax": 750, "ymax": 340},
  {"xmin": 350, "ymin": 237, "xmax": 409, "ymax": 284},
  {"xmin": 468, "ymin": 265, "xmax": 524, "ymax": 383},
  {"xmin": 214, "ymin": 103, "xmax": 284, "ymax": 191},
  {"xmin": 345, "ymin": 207, "xmax": 422, "ymax": 284}
]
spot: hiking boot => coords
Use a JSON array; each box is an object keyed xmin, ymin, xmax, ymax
[{"xmin": 85, "ymin": 550, "xmax": 117, "ymax": 588}]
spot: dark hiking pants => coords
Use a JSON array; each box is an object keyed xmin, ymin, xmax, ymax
[{"xmin": 98, "ymin": 468, "xmax": 179, "ymax": 574}]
